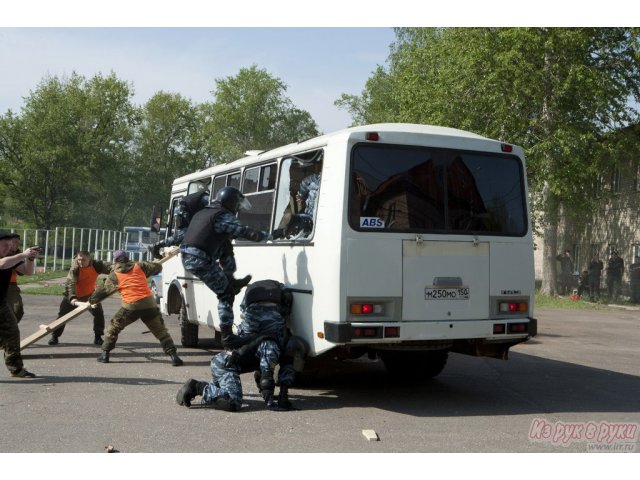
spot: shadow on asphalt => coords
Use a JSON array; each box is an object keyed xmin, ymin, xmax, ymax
[
  {"xmin": 13, "ymin": 338, "xmax": 640, "ymax": 418},
  {"xmin": 282, "ymin": 352, "xmax": 640, "ymax": 417}
]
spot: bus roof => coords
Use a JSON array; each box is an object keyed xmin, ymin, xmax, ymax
[{"xmin": 172, "ymin": 123, "xmax": 502, "ymax": 186}]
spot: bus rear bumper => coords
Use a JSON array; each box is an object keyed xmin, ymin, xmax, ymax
[{"xmin": 324, "ymin": 317, "xmax": 536, "ymax": 344}]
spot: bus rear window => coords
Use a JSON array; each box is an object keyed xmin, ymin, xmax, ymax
[{"xmin": 349, "ymin": 144, "xmax": 527, "ymax": 236}]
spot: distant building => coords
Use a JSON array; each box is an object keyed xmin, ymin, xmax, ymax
[{"xmin": 534, "ymin": 124, "xmax": 640, "ymax": 296}]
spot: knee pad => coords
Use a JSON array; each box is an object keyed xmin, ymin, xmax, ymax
[{"xmin": 260, "ymin": 371, "xmax": 275, "ymax": 393}]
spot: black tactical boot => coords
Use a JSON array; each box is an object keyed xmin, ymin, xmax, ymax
[
  {"xmin": 227, "ymin": 274, "xmax": 252, "ymax": 295},
  {"xmin": 11, "ymin": 368, "xmax": 36, "ymax": 378},
  {"xmin": 220, "ymin": 325, "xmax": 240, "ymax": 349},
  {"xmin": 48, "ymin": 335, "xmax": 59, "ymax": 346},
  {"xmin": 213, "ymin": 393, "xmax": 239, "ymax": 412},
  {"xmin": 176, "ymin": 378, "xmax": 205, "ymax": 407},
  {"xmin": 260, "ymin": 371, "xmax": 276, "ymax": 408},
  {"xmin": 97, "ymin": 351, "xmax": 110, "ymax": 363},
  {"xmin": 93, "ymin": 335, "xmax": 103, "ymax": 346},
  {"xmin": 169, "ymin": 352, "xmax": 184, "ymax": 366},
  {"xmin": 276, "ymin": 386, "xmax": 293, "ymax": 411}
]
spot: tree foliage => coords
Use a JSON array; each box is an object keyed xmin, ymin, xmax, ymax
[
  {"xmin": 337, "ymin": 27, "xmax": 640, "ymax": 293},
  {"xmin": 0, "ymin": 72, "xmax": 140, "ymax": 230},
  {"xmin": 204, "ymin": 65, "xmax": 319, "ymax": 164},
  {"xmin": 0, "ymin": 65, "xmax": 319, "ymax": 231},
  {"xmin": 134, "ymin": 92, "xmax": 207, "ymax": 222}
]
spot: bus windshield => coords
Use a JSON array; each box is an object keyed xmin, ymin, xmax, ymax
[{"xmin": 349, "ymin": 143, "xmax": 527, "ymax": 236}]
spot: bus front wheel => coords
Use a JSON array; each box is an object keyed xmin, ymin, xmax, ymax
[
  {"xmin": 179, "ymin": 303, "xmax": 199, "ymax": 348},
  {"xmin": 380, "ymin": 350, "xmax": 449, "ymax": 380}
]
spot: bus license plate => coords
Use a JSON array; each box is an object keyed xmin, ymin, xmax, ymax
[{"xmin": 425, "ymin": 287, "xmax": 470, "ymax": 300}]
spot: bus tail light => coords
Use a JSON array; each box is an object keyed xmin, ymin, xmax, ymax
[
  {"xmin": 353, "ymin": 327, "xmax": 379, "ymax": 338},
  {"xmin": 493, "ymin": 323, "xmax": 506, "ymax": 334},
  {"xmin": 499, "ymin": 302, "xmax": 528, "ymax": 313},
  {"xmin": 508, "ymin": 323, "xmax": 528, "ymax": 334},
  {"xmin": 366, "ymin": 132, "xmax": 379, "ymax": 141},
  {"xmin": 501, "ymin": 143, "xmax": 513, "ymax": 152},
  {"xmin": 384, "ymin": 326, "xmax": 400, "ymax": 338},
  {"xmin": 350, "ymin": 303, "xmax": 384, "ymax": 315}
]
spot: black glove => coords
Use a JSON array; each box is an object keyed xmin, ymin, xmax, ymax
[
  {"xmin": 245, "ymin": 229, "xmax": 267, "ymax": 242},
  {"xmin": 149, "ymin": 241, "xmax": 164, "ymax": 260},
  {"xmin": 271, "ymin": 228, "xmax": 285, "ymax": 240}
]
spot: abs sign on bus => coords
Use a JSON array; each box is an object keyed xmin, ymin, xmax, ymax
[{"xmin": 360, "ymin": 217, "xmax": 385, "ymax": 228}]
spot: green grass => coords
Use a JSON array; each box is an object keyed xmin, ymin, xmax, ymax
[
  {"xmin": 17, "ymin": 270, "xmax": 67, "ymax": 285},
  {"xmin": 21, "ymin": 285, "xmax": 65, "ymax": 296},
  {"xmin": 534, "ymin": 290, "xmax": 629, "ymax": 310}
]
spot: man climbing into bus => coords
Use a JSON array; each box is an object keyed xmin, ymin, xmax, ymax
[
  {"xmin": 179, "ymin": 186, "xmax": 269, "ymax": 348},
  {"xmin": 149, "ymin": 189, "xmax": 210, "ymax": 259},
  {"xmin": 176, "ymin": 279, "xmax": 306, "ymax": 412}
]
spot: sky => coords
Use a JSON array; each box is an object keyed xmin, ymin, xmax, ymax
[
  {"xmin": 0, "ymin": 27, "xmax": 396, "ymax": 134},
  {"xmin": 2, "ymin": 0, "xmax": 635, "ymax": 136}
]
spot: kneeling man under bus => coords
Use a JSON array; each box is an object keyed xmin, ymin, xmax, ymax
[{"xmin": 176, "ymin": 279, "xmax": 307, "ymax": 412}]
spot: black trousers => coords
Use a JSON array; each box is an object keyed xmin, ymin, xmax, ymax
[{"xmin": 52, "ymin": 296, "xmax": 105, "ymax": 337}]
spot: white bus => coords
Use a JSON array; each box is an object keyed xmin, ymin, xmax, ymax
[{"xmin": 156, "ymin": 123, "xmax": 536, "ymax": 378}]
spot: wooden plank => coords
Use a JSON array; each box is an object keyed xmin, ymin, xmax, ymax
[{"xmin": 19, "ymin": 247, "xmax": 180, "ymax": 350}]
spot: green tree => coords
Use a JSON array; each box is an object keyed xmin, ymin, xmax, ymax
[
  {"xmin": 134, "ymin": 92, "xmax": 206, "ymax": 225},
  {"xmin": 205, "ymin": 65, "xmax": 319, "ymax": 164},
  {"xmin": 74, "ymin": 72, "xmax": 138, "ymax": 230},
  {"xmin": 0, "ymin": 73, "xmax": 87, "ymax": 229},
  {"xmin": 337, "ymin": 28, "xmax": 640, "ymax": 294},
  {"xmin": 0, "ymin": 71, "xmax": 138, "ymax": 230}
]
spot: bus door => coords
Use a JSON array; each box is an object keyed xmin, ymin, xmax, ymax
[{"xmin": 402, "ymin": 239, "xmax": 489, "ymax": 321}]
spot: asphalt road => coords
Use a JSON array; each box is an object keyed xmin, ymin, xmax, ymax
[{"xmin": 1, "ymin": 294, "xmax": 639, "ymax": 457}]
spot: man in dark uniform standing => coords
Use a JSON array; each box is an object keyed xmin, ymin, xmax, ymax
[
  {"xmin": 179, "ymin": 186, "xmax": 269, "ymax": 348},
  {"xmin": 629, "ymin": 256, "xmax": 640, "ymax": 303},
  {"xmin": 0, "ymin": 232, "xmax": 40, "ymax": 378},
  {"xmin": 588, "ymin": 253, "xmax": 604, "ymax": 302},
  {"xmin": 606, "ymin": 251, "xmax": 624, "ymax": 300}
]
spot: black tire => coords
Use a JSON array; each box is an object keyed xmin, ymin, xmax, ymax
[
  {"xmin": 381, "ymin": 350, "xmax": 449, "ymax": 380},
  {"xmin": 179, "ymin": 303, "xmax": 199, "ymax": 348}
]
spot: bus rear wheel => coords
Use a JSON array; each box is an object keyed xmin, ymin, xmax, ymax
[
  {"xmin": 380, "ymin": 350, "xmax": 449, "ymax": 380},
  {"xmin": 179, "ymin": 303, "xmax": 199, "ymax": 348}
]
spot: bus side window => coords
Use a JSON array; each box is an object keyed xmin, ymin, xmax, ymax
[
  {"xmin": 212, "ymin": 176, "xmax": 226, "ymax": 195},
  {"xmin": 167, "ymin": 198, "xmax": 181, "ymax": 238},
  {"xmin": 213, "ymin": 172, "xmax": 241, "ymax": 196},
  {"xmin": 237, "ymin": 163, "xmax": 277, "ymax": 234},
  {"xmin": 273, "ymin": 150, "xmax": 323, "ymax": 240}
]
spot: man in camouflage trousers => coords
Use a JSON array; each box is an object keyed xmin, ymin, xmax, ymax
[
  {"xmin": 6, "ymin": 234, "xmax": 24, "ymax": 323},
  {"xmin": 90, "ymin": 250, "xmax": 183, "ymax": 366},
  {"xmin": 176, "ymin": 280, "xmax": 306, "ymax": 412},
  {"xmin": 179, "ymin": 186, "xmax": 268, "ymax": 348},
  {"xmin": 0, "ymin": 232, "xmax": 41, "ymax": 378}
]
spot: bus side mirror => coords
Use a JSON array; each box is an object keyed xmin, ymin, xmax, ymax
[{"xmin": 151, "ymin": 206, "xmax": 162, "ymax": 233}]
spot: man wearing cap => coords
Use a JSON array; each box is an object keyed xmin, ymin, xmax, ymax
[
  {"xmin": 47, "ymin": 250, "xmax": 111, "ymax": 346},
  {"xmin": 89, "ymin": 249, "xmax": 183, "ymax": 366},
  {"xmin": 0, "ymin": 231, "xmax": 41, "ymax": 378}
]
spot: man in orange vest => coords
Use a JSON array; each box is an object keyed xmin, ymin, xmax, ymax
[
  {"xmin": 90, "ymin": 250, "xmax": 183, "ymax": 366},
  {"xmin": 48, "ymin": 250, "xmax": 112, "ymax": 346}
]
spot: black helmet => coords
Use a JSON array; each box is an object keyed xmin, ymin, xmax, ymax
[{"xmin": 215, "ymin": 186, "xmax": 251, "ymax": 213}]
